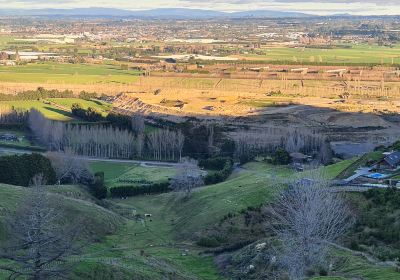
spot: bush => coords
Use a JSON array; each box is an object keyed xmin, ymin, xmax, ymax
[
  {"xmin": 0, "ymin": 153, "xmax": 56, "ymax": 186},
  {"xmin": 271, "ymin": 148, "xmax": 291, "ymax": 165},
  {"xmin": 204, "ymin": 159, "xmax": 234, "ymax": 185},
  {"xmin": 196, "ymin": 237, "xmax": 221, "ymax": 248},
  {"xmin": 199, "ymin": 157, "xmax": 232, "ymax": 170},
  {"xmin": 71, "ymin": 104, "xmax": 103, "ymax": 122},
  {"xmin": 239, "ymin": 153, "xmax": 255, "ymax": 165},
  {"xmin": 90, "ymin": 172, "xmax": 107, "ymax": 199},
  {"xmin": 110, "ymin": 182, "xmax": 171, "ymax": 198}
]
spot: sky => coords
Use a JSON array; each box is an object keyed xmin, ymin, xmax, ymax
[{"xmin": 0, "ymin": 0, "xmax": 399, "ymax": 15}]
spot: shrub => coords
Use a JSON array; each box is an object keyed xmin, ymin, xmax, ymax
[
  {"xmin": 0, "ymin": 153, "xmax": 56, "ymax": 186},
  {"xmin": 199, "ymin": 157, "xmax": 232, "ymax": 170},
  {"xmin": 271, "ymin": 148, "xmax": 291, "ymax": 165},
  {"xmin": 71, "ymin": 104, "xmax": 102, "ymax": 122},
  {"xmin": 204, "ymin": 159, "xmax": 234, "ymax": 185},
  {"xmin": 110, "ymin": 182, "xmax": 171, "ymax": 198},
  {"xmin": 90, "ymin": 172, "xmax": 107, "ymax": 199},
  {"xmin": 196, "ymin": 237, "xmax": 221, "ymax": 248}
]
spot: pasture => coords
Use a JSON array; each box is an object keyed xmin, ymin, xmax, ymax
[
  {"xmin": 0, "ymin": 62, "xmax": 141, "ymax": 84},
  {"xmin": 89, "ymin": 161, "xmax": 176, "ymax": 188},
  {"xmin": 244, "ymin": 44, "xmax": 400, "ymax": 65},
  {"xmin": 0, "ymin": 159, "xmax": 399, "ymax": 279},
  {"xmin": 0, "ymin": 97, "xmax": 112, "ymax": 121}
]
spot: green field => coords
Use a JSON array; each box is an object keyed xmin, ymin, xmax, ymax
[
  {"xmin": 0, "ymin": 62, "xmax": 141, "ymax": 84},
  {"xmin": 0, "ymin": 100, "xmax": 73, "ymax": 120},
  {"xmin": 89, "ymin": 161, "xmax": 176, "ymax": 188},
  {"xmin": 245, "ymin": 44, "xmax": 400, "ymax": 65},
  {"xmin": 49, "ymin": 98, "xmax": 112, "ymax": 116},
  {"xmin": 0, "ymin": 98, "xmax": 112, "ymax": 121}
]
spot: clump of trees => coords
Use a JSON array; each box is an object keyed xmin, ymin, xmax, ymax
[
  {"xmin": 71, "ymin": 103, "xmax": 103, "ymax": 122},
  {"xmin": 348, "ymin": 187, "xmax": 400, "ymax": 261},
  {"xmin": 0, "ymin": 88, "xmax": 74, "ymax": 101},
  {"xmin": 271, "ymin": 148, "xmax": 292, "ymax": 165},
  {"xmin": 105, "ymin": 112, "xmax": 132, "ymax": 130},
  {"xmin": 91, "ymin": 172, "xmax": 108, "ymax": 199},
  {"xmin": 78, "ymin": 91, "xmax": 97, "ymax": 100},
  {"xmin": 0, "ymin": 153, "xmax": 56, "ymax": 187},
  {"xmin": 110, "ymin": 182, "xmax": 170, "ymax": 198},
  {"xmin": 199, "ymin": 157, "xmax": 234, "ymax": 185},
  {"xmin": 234, "ymin": 127, "xmax": 326, "ymax": 162}
]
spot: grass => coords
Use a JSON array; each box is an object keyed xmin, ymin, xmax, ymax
[
  {"xmin": 0, "ymin": 100, "xmax": 73, "ymax": 120},
  {"xmin": 2, "ymin": 159, "xmax": 399, "ymax": 279},
  {"xmin": 318, "ymin": 158, "xmax": 359, "ymax": 179},
  {"xmin": 0, "ymin": 97, "xmax": 112, "ymax": 121},
  {"xmin": 241, "ymin": 99, "xmax": 294, "ymax": 108},
  {"xmin": 48, "ymin": 98, "xmax": 112, "ymax": 116},
  {"xmin": 242, "ymin": 44, "xmax": 400, "ymax": 65},
  {"xmin": 89, "ymin": 161, "xmax": 176, "ymax": 188},
  {"xmin": 328, "ymin": 250, "xmax": 400, "ymax": 280},
  {"xmin": 336, "ymin": 151, "xmax": 385, "ymax": 179},
  {"xmin": 0, "ymin": 62, "xmax": 142, "ymax": 84}
]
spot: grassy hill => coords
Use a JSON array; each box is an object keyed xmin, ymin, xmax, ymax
[
  {"xmin": 1, "ymin": 160, "xmax": 399, "ymax": 279},
  {"xmin": 0, "ymin": 97, "xmax": 112, "ymax": 121}
]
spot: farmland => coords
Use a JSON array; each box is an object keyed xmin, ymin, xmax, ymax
[
  {"xmin": 1, "ymin": 14, "xmax": 400, "ymax": 280},
  {"xmin": 241, "ymin": 44, "xmax": 400, "ymax": 65},
  {"xmin": 0, "ymin": 97, "xmax": 112, "ymax": 121},
  {"xmin": 89, "ymin": 161, "xmax": 176, "ymax": 188},
  {"xmin": 0, "ymin": 62, "xmax": 141, "ymax": 84},
  {"xmin": 2, "ymin": 160, "xmax": 398, "ymax": 279}
]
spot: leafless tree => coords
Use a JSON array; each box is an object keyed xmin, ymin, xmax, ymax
[
  {"xmin": 0, "ymin": 106, "xmax": 29, "ymax": 125},
  {"xmin": 147, "ymin": 129, "xmax": 185, "ymax": 161},
  {"xmin": 267, "ymin": 177, "xmax": 354, "ymax": 279},
  {"xmin": 234, "ymin": 126, "xmax": 325, "ymax": 161},
  {"xmin": 29, "ymin": 109, "xmax": 184, "ymax": 161},
  {"xmin": 0, "ymin": 174, "xmax": 83, "ymax": 280},
  {"xmin": 171, "ymin": 158, "xmax": 204, "ymax": 197},
  {"xmin": 46, "ymin": 150, "xmax": 93, "ymax": 185},
  {"xmin": 131, "ymin": 114, "xmax": 145, "ymax": 135}
]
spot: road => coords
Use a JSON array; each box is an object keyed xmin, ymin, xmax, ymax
[{"xmin": 0, "ymin": 147, "xmax": 181, "ymax": 168}]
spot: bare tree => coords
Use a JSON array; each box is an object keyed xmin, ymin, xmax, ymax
[
  {"xmin": 0, "ymin": 174, "xmax": 82, "ymax": 280},
  {"xmin": 267, "ymin": 177, "xmax": 354, "ymax": 279},
  {"xmin": 131, "ymin": 114, "xmax": 145, "ymax": 135},
  {"xmin": 46, "ymin": 150, "xmax": 93, "ymax": 185},
  {"xmin": 171, "ymin": 158, "xmax": 204, "ymax": 197}
]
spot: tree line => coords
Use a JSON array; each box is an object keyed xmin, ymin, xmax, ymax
[
  {"xmin": 0, "ymin": 88, "xmax": 100, "ymax": 101},
  {"xmin": 234, "ymin": 127, "xmax": 328, "ymax": 163},
  {"xmin": 29, "ymin": 109, "xmax": 185, "ymax": 161},
  {"xmin": 0, "ymin": 106, "xmax": 29, "ymax": 125}
]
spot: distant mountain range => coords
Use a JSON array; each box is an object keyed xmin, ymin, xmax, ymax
[{"xmin": 0, "ymin": 8, "xmax": 313, "ymax": 18}]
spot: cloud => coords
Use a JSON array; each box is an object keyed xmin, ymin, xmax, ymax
[
  {"xmin": 182, "ymin": 0, "xmax": 399, "ymax": 3},
  {"xmin": 0, "ymin": 0, "xmax": 399, "ymax": 15}
]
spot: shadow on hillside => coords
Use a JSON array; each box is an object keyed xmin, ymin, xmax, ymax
[{"xmin": 43, "ymin": 106, "xmax": 73, "ymax": 119}]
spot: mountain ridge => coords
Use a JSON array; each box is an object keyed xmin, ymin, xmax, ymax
[{"xmin": 0, "ymin": 7, "xmax": 313, "ymax": 18}]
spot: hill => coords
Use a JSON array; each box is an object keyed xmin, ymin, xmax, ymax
[
  {"xmin": 0, "ymin": 8, "xmax": 313, "ymax": 18},
  {"xmin": 1, "ymin": 160, "xmax": 399, "ymax": 279}
]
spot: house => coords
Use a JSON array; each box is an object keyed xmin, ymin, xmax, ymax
[{"xmin": 379, "ymin": 151, "xmax": 400, "ymax": 170}]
